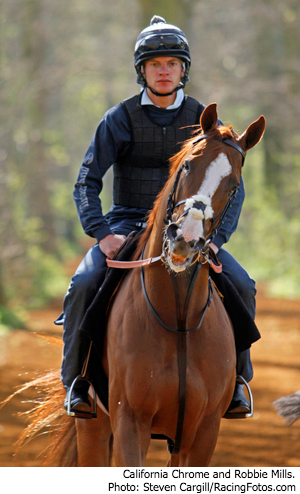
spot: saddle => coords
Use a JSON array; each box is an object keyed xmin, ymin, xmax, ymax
[
  {"xmin": 79, "ymin": 231, "xmax": 143, "ymax": 411},
  {"xmin": 79, "ymin": 232, "xmax": 260, "ymax": 413}
]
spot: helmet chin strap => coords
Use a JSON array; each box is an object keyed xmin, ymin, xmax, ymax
[{"xmin": 144, "ymin": 82, "xmax": 184, "ymax": 97}]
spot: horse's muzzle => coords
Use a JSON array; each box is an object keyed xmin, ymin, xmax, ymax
[{"xmin": 166, "ymin": 222, "xmax": 205, "ymax": 268}]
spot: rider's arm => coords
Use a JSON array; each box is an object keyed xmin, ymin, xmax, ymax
[
  {"xmin": 211, "ymin": 177, "xmax": 245, "ymax": 252},
  {"xmin": 73, "ymin": 104, "xmax": 131, "ymax": 243}
]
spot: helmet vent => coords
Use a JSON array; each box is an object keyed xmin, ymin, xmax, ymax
[{"xmin": 150, "ymin": 15, "xmax": 166, "ymax": 25}]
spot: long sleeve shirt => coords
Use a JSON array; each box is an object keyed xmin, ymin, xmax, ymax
[{"xmin": 73, "ymin": 93, "xmax": 245, "ymax": 248}]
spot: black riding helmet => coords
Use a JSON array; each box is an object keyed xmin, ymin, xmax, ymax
[{"xmin": 134, "ymin": 15, "xmax": 191, "ymax": 95}]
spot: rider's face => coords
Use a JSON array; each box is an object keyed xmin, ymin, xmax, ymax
[{"xmin": 143, "ymin": 57, "xmax": 184, "ymax": 95}]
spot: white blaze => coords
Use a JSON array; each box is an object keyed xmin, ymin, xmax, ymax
[
  {"xmin": 198, "ymin": 152, "xmax": 232, "ymax": 198},
  {"xmin": 181, "ymin": 153, "xmax": 232, "ymax": 242}
]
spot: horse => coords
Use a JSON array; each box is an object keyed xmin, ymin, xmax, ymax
[
  {"xmin": 3, "ymin": 103, "xmax": 265, "ymax": 467},
  {"xmin": 74, "ymin": 102, "xmax": 265, "ymax": 467}
]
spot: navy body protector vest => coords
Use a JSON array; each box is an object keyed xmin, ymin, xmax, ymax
[{"xmin": 113, "ymin": 94, "xmax": 203, "ymax": 210}]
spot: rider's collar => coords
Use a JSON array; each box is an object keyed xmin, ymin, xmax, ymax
[{"xmin": 140, "ymin": 88, "xmax": 184, "ymax": 110}]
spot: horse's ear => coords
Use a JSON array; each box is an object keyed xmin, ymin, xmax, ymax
[
  {"xmin": 200, "ymin": 103, "xmax": 218, "ymax": 134},
  {"xmin": 238, "ymin": 115, "xmax": 266, "ymax": 151}
]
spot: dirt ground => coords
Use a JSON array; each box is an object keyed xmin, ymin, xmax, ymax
[{"xmin": 1, "ymin": 287, "xmax": 300, "ymax": 467}]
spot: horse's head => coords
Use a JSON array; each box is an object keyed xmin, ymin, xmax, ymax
[{"xmin": 163, "ymin": 103, "xmax": 266, "ymax": 273}]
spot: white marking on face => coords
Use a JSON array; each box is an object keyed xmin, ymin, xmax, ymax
[
  {"xmin": 199, "ymin": 153, "xmax": 232, "ymax": 198},
  {"xmin": 181, "ymin": 153, "xmax": 232, "ymax": 242}
]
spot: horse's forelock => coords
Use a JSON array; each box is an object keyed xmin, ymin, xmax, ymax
[{"xmin": 218, "ymin": 124, "xmax": 238, "ymax": 139}]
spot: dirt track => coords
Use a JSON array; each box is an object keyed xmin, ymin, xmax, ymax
[{"xmin": 1, "ymin": 289, "xmax": 300, "ymax": 467}]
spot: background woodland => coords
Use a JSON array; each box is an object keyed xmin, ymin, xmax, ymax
[{"xmin": 1, "ymin": 0, "xmax": 299, "ymax": 327}]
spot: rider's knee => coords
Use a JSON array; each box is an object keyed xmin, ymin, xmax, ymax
[
  {"xmin": 235, "ymin": 273, "xmax": 256, "ymax": 318},
  {"xmin": 237, "ymin": 272, "xmax": 256, "ymax": 300},
  {"xmin": 70, "ymin": 268, "xmax": 102, "ymax": 297}
]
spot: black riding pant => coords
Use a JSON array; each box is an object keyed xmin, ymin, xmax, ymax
[{"xmin": 60, "ymin": 217, "xmax": 254, "ymax": 388}]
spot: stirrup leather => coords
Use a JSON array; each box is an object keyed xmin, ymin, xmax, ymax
[{"xmin": 67, "ymin": 375, "xmax": 97, "ymax": 419}]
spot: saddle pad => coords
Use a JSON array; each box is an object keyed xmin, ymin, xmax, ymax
[{"xmin": 80, "ymin": 230, "xmax": 142, "ymax": 411}]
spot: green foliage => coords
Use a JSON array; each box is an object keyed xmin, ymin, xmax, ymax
[
  {"xmin": 25, "ymin": 246, "xmax": 69, "ymax": 308},
  {"xmin": 0, "ymin": 0, "xmax": 300, "ymax": 309},
  {"xmin": 0, "ymin": 305, "xmax": 26, "ymax": 331},
  {"xmin": 228, "ymin": 148, "xmax": 300, "ymax": 298}
]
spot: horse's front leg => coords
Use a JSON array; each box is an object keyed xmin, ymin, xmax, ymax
[
  {"xmin": 167, "ymin": 413, "xmax": 222, "ymax": 467},
  {"xmin": 110, "ymin": 399, "xmax": 152, "ymax": 466},
  {"xmin": 186, "ymin": 411, "xmax": 223, "ymax": 467}
]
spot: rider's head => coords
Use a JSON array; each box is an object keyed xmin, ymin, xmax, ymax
[{"xmin": 134, "ymin": 15, "xmax": 191, "ymax": 97}]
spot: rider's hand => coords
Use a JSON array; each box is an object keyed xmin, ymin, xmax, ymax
[{"xmin": 99, "ymin": 234, "xmax": 127, "ymax": 259}]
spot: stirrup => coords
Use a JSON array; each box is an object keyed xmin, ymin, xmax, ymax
[
  {"xmin": 67, "ymin": 375, "xmax": 97, "ymax": 419},
  {"xmin": 224, "ymin": 375, "xmax": 254, "ymax": 419}
]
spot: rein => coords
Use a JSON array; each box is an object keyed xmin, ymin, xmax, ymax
[{"xmin": 140, "ymin": 249, "xmax": 213, "ymax": 334}]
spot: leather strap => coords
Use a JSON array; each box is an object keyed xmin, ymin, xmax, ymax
[
  {"xmin": 106, "ymin": 255, "xmax": 161, "ymax": 269},
  {"xmin": 172, "ymin": 331, "xmax": 187, "ymax": 455},
  {"xmin": 208, "ymin": 258, "xmax": 222, "ymax": 273}
]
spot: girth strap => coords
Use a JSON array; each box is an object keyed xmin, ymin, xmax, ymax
[
  {"xmin": 169, "ymin": 261, "xmax": 211, "ymax": 455},
  {"xmin": 172, "ymin": 332, "xmax": 187, "ymax": 455}
]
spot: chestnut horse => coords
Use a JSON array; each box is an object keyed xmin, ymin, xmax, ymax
[
  {"xmin": 74, "ymin": 103, "xmax": 265, "ymax": 467},
  {"xmin": 5, "ymin": 103, "xmax": 265, "ymax": 467}
]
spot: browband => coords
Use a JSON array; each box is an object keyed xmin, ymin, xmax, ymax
[{"xmin": 192, "ymin": 133, "xmax": 246, "ymax": 166}]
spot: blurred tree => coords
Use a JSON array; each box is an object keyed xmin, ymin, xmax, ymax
[
  {"xmin": 139, "ymin": 0, "xmax": 193, "ymax": 31},
  {"xmin": 186, "ymin": 0, "xmax": 300, "ymax": 295},
  {"xmin": 0, "ymin": 0, "xmax": 139, "ymax": 307},
  {"xmin": 0, "ymin": 0, "xmax": 300, "ymax": 309}
]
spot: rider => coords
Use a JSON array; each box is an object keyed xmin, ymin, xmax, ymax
[{"xmin": 60, "ymin": 15, "xmax": 254, "ymax": 417}]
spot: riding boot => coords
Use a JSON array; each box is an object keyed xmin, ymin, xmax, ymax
[
  {"xmin": 62, "ymin": 328, "xmax": 94, "ymax": 416},
  {"xmin": 224, "ymin": 348, "xmax": 253, "ymax": 418},
  {"xmin": 64, "ymin": 379, "xmax": 91, "ymax": 413}
]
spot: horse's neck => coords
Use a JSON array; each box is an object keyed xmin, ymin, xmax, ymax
[
  {"xmin": 145, "ymin": 226, "xmax": 164, "ymax": 259},
  {"xmin": 170, "ymin": 262, "xmax": 210, "ymax": 313},
  {"xmin": 144, "ymin": 202, "xmax": 168, "ymax": 259}
]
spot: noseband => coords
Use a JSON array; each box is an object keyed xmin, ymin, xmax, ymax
[{"xmin": 164, "ymin": 132, "xmax": 246, "ymax": 243}]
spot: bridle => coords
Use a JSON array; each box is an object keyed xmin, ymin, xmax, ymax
[
  {"xmin": 141, "ymin": 131, "xmax": 246, "ymax": 335},
  {"xmin": 164, "ymin": 132, "xmax": 246, "ymax": 238}
]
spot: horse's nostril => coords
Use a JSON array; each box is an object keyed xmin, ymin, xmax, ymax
[
  {"xmin": 166, "ymin": 223, "xmax": 179, "ymax": 241},
  {"xmin": 195, "ymin": 238, "xmax": 205, "ymax": 251}
]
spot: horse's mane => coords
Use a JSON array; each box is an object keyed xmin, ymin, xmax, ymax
[{"xmin": 135, "ymin": 123, "xmax": 237, "ymax": 258}]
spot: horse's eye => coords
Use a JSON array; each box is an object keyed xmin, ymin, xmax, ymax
[{"xmin": 183, "ymin": 160, "xmax": 190, "ymax": 171}]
